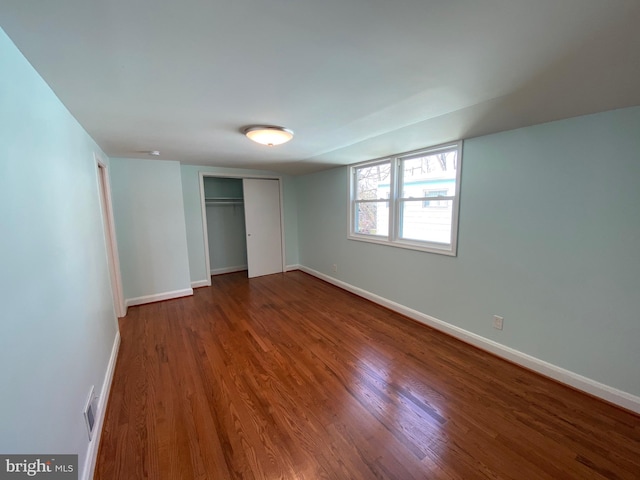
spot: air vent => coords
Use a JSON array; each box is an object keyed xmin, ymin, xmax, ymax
[{"xmin": 83, "ymin": 386, "xmax": 99, "ymax": 440}]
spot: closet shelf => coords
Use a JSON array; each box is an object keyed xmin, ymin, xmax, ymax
[{"xmin": 205, "ymin": 197, "xmax": 244, "ymax": 205}]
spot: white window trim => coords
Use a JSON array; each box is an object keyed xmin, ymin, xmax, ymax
[{"xmin": 347, "ymin": 141, "xmax": 463, "ymax": 256}]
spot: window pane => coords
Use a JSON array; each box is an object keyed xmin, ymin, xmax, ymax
[
  {"xmin": 401, "ymin": 151, "xmax": 457, "ymax": 199},
  {"xmin": 400, "ymin": 199, "xmax": 453, "ymax": 244},
  {"xmin": 355, "ymin": 201, "xmax": 389, "ymax": 236},
  {"xmin": 356, "ymin": 163, "xmax": 391, "ymax": 201}
]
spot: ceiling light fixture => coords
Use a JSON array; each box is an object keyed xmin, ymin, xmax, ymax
[
  {"xmin": 244, "ymin": 126, "xmax": 293, "ymax": 147},
  {"xmin": 148, "ymin": 150, "xmax": 160, "ymax": 156}
]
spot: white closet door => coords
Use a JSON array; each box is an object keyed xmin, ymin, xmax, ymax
[{"xmin": 242, "ymin": 178, "xmax": 284, "ymax": 278}]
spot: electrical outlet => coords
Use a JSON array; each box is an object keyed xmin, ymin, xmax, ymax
[
  {"xmin": 493, "ymin": 315, "xmax": 504, "ymax": 330},
  {"xmin": 332, "ymin": 264, "xmax": 338, "ymax": 273}
]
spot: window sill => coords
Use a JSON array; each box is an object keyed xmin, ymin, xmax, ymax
[{"xmin": 347, "ymin": 234, "xmax": 457, "ymax": 257}]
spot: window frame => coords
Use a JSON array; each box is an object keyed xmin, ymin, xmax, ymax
[
  {"xmin": 422, "ymin": 189, "xmax": 449, "ymax": 208},
  {"xmin": 348, "ymin": 141, "xmax": 463, "ymax": 256}
]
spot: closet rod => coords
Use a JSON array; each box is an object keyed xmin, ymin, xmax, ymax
[{"xmin": 205, "ymin": 197, "xmax": 244, "ymax": 205}]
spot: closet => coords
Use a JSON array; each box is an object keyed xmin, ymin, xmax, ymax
[
  {"xmin": 204, "ymin": 177, "xmax": 248, "ymax": 275},
  {"xmin": 202, "ymin": 176, "xmax": 284, "ymax": 279}
]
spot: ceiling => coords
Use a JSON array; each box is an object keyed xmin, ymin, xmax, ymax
[{"xmin": 1, "ymin": 0, "xmax": 639, "ymax": 175}]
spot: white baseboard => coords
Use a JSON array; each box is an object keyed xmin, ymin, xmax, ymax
[
  {"xmin": 81, "ymin": 330, "xmax": 120, "ymax": 480},
  {"xmin": 285, "ymin": 264, "xmax": 301, "ymax": 272},
  {"xmin": 125, "ymin": 288, "xmax": 193, "ymax": 308},
  {"xmin": 298, "ymin": 265, "xmax": 640, "ymax": 415},
  {"xmin": 210, "ymin": 265, "xmax": 248, "ymax": 275},
  {"xmin": 191, "ymin": 279, "xmax": 210, "ymax": 288}
]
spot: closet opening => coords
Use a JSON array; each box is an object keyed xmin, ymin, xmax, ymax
[
  {"xmin": 199, "ymin": 173, "xmax": 285, "ymax": 283},
  {"xmin": 204, "ymin": 177, "xmax": 248, "ymax": 276}
]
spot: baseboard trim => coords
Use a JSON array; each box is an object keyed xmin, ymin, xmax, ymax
[
  {"xmin": 191, "ymin": 279, "xmax": 210, "ymax": 288},
  {"xmin": 297, "ymin": 265, "xmax": 640, "ymax": 415},
  {"xmin": 125, "ymin": 288, "xmax": 193, "ymax": 308},
  {"xmin": 81, "ymin": 330, "xmax": 120, "ymax": 480},
  {"xmin": 211, "ymin": 265, "xmax": 248, "ymax": 275},
  {"xmin": 285, "ymin": 264, "xmax": 301, "ymax": 272}
]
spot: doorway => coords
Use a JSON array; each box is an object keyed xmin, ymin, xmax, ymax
[
  {"xmin": 203, "ymin": 177, "xmax": 248, "ymax": 276},
  {"xmin": 199, "ymin": 173, "xmax": 285, "ymax": 282},
  {"xmin": 96, "ymin": 154, "xmax": 125, "ymax": 318}
]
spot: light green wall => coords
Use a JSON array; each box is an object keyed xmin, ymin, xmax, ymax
[
  {"xmin": 0, "ymin": 27, "xmax": 118, "ymax": 469},
  {"xmin": 109, "ymin": 158, "xmax": 192, "ymax": 301},
  {"xmin": 180, "ymin": 164, "xmax": 299, "ymax": 284},
  {"xmin": 297, "ymin": 106, "xmax": 640, "ymax": 397},
  {"xmin": 282, "ymin": 174, "xmax": 300, "ymax": 267}
]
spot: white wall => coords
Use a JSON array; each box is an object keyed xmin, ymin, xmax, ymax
[
  {"xmin": 109, "ymin": 158, "xmax": 192, "ymax": 305},
  {"xmin": 0, "ymin": 27, "xmax": 118, "ymax": 472},
  {"xmin": 296, "ymin": 106, "xmax": 640, "ymax": 406}
]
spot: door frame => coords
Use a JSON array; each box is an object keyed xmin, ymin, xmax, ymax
[
  {"xmin": 95, "ymin": 153, "xmax": 126, "ymax": 318},
  {"xmin": 199, "ymin": 172, "xmax": 286, "ymax": 286}
]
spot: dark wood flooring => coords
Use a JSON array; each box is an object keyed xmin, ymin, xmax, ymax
[{"xmin": 94, "ymin": 271, "xmax": 640, "ymax": 479}]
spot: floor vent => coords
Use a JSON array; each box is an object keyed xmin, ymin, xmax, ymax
[{"xmin": 83, "ymin": 386, "xmax": 99, "ymax": 440}]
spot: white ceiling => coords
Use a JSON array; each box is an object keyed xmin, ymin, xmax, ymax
[{"xmin": 2, "ymin": 0, "xmax": 639, "ymax": 175}]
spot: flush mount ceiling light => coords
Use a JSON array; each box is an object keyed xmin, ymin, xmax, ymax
[{"xmin": 244, "ymin": 126, "xmax": 294, "ymax": 147}]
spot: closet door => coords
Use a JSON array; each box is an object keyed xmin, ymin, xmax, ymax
[{"xmin": 242, "ymin": 178, "xmax": 284, "ymax": 278}]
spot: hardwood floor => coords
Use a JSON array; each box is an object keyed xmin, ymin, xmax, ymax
[{"xmin": 95, "ymin": 271, "xmax": 640, "ymax": 479}]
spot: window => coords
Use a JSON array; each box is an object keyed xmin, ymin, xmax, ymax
[
  {"xmin": 348, "ymin": 142, "xmax": 462, "ymax": 255},
  {"xmin": 352, "ymin": 161, "xmax": 391, "ymax": 236}
]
